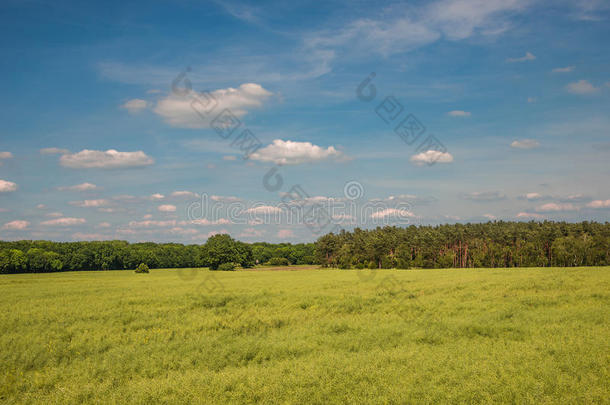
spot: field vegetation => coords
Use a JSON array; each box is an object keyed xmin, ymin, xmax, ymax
[{"xmin": 1, "ymin": 266, "xmax": 608, "ymax": 403}]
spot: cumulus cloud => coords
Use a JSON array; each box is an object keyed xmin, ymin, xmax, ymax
[
  {"xmin": 154, "ymin": 83, "xmax": 272, "ymax": 128},
  {"xmin": 121, "ymin": 98, "xmax": 148, "ymax": 114},
  {"xmin": 0, "ymin": 152, "xmax": 13, "ymax": 164},
  {"xmin": 536, "ymin": 202, "xmax": 577, "ymax": 212},
  {"xmin": 566, "ymin": 79, "xmax": 599, "ymax": 95},
  {"xmin": 170, "ymin": 191, "xmax": 198, "ymax": 199},
  {"xmin": 587, "ymin": 199, "xmax": 610, "ymax": 209},
  {"xmin": 245, "ymin": 205, "xmax": 283, "ymax": 215},
  {"xmin": 410, "ymin": 150, "xmax": 453, "ymax": 165},
  {"xmin": 239, "ymin": 228, "xmax": 265, "ymax": 238},
  {"xmin": 250, "ymin": 140, "xmax": 345, "ymax": 165},
  {"xmin": 511, "ymin": 139, "xmax": 539, "ymax": 149},
  {"xmin": 461, "ymin": 191, "xmax": 506, "ymax": 201},
  {"xmin": 552, "ymin": 66, "xmax": 574, "ymax": 73},
  {"xmin": 58, "ymin": 182, "xmax": 97, "ymax": 191},
  {"xmin": 60, "ymin": 149, "xmax": 154, "ymax": 169},
  {"xmin": 70, "ymin": 199, "xmax": 110, "ymax": 208},
  {"xmin": 506, "ymin": 52, "xmax": 535, "ymax": 62},
  {"xmin": 516, "ymin": 212, "xmax": 544, "ymax": 219},
  {"xmin": 46, "ymin": 212, "xmax": 63, "ymax": 218},
  {"xmin": 519, "ymin": 192, "xmax": 548, "ymax": 201},
  {"xmin": 71, "ymin": 232, "xmax": 111, "ymax": 241},
  {"xmin": 370, "ymin": 208, "xmax": 416, "ymax": 219},
  {"xmin": 277, "ymin": 229, "xmax": 295, "ymax": 239},
  {"xmin": 41, "ymin": 217, "xmax": 86, "ymax": 226},
  {"xmin": 190, "ymin": 218, "xmax": 231, "ymax": 225},
  {"xmin": 2, "ymin": 220, "xmax": 30, "ymax": 230},
  {"xmin": 0, "ymin": 179, "xmax": 17, "ymax": 192},
  {"xmin": 158, "ymin": 204, "xmax": 177, "ymax": 212},
  {"xmin": 40, "ymin": 147, "xmax": 69, "ymax": 155},
  {"xmin": 447, "ymin": 110, "xmax": 471, "ymax": 117}
]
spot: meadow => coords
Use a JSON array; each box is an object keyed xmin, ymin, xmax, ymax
[{"xmin": 1, "ymin": 266, "xmax": 608, "ymax": 404}]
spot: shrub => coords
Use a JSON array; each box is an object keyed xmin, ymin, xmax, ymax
[
  {"xmin": 218, "ymin": 262, "xmax": 236, "ymax": 271},
  {"xmin": 354, "ymin": 262, "xmax": 366, "ymax": 269},
  {"xmin": 268, "ymin": 257, "xmax": 290, "ymax": 266},
  {"xmin": 135, "ymin": 263, "xmax": 149, "ymax": 273}
]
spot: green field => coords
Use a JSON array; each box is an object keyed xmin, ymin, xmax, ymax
[{"xmin": 1, "ymin": 267, "xmax": 609, "ymax": 404}]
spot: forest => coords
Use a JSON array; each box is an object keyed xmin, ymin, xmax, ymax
[{"xmin": 1, "ymin": 221, "xmax": 609, "ymax": 273}]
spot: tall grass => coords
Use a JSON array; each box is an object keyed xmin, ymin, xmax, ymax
[{"xmin": 1, "ymin": 267, "xmax": 608, "ymax": 403}]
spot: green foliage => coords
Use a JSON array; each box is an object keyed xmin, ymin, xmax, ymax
[
  {"xmin": 1, "ymin": 221, "xmax": 610, "ymax": 274},
  {"xmin": 135, "ymin": 263, "xmax": 149, "ymax": 273},
  {"xmin": 315, "ymin": 221, "xmax": 610, "ymax": 269},
  {"xmin": 0, "ymin": 267, "xmax": 608, "ymax": 403},
  {"xmin": 268, "ymin": 257, "xmax": 290, "ymax": 266},
  {"xmin": 217, "ymin": 262, "xmax": 236, "ymax": 271}
]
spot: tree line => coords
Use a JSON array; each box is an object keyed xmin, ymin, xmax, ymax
[
  {"xmin": 315, "ymin": 221, "xmax": 610, "ymax": 269},
  {"xmin": 1, "ymin": 221, "xmax": 609, "ymax": 273},
  {"xmin": 0, "ymin": 234, "xmax": 316, "ymax": 274}
]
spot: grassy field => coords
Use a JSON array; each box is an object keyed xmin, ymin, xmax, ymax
[{"xmin": 1, "ymin": 266, "xmax": 608, "ymax": 404}]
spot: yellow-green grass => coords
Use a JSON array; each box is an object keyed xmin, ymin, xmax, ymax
[{"xmin": 1, "ymin": 266, "xmax": 608, "ymax": 404}]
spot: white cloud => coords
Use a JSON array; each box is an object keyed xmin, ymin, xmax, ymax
[
  {"xmin": 587, "ymin": 199, "xmax": 610, "ymax": 209},
  {"xmin": 58, "ymin": 182, "xmax": 97, "ymax": 191},
  {"xmin": 239, "ymin": 228, "xmax": 265, "ymax": 238},
  {"xmin": 40, "ymin": 147, "xmax": 69, "ymax": 155},
  {"xmin": 536, "ymin": 203, "xmax": 577, "ymax": 212},
  {"xmin": 190, "ymin": 218, "xmax": 231, "ymax": 225},
  {"xmin": 370, "ymin": 208, "xmax": 416, "ymax": 219},
  {"xmin": 2, "ymin": 220, "xmax": 30, "ymax": 230},
  {"xmin": 41, "ymin": 217, "xmax": 86, "ymax": 226},
  {"xmin": 552, "ymin": 66, "xmax": 574, "ymax": 73},
  {"xmin": 46, "ymin": 212, "xmax": 63, "ymax": 218},
  {"xmin": 223, "ymin": 155, "xmax": 237, "ymax": 161},
  {"xmin": 410, "ymin": 150, "xmax": 453, "ymax": 165},
  {"xmin": 461, "ymin": 191, "xmax": 506, "ymax": 201},
  {"xmin": 170, "ymin": 191, "xmax": 198, "ymax": 199},
  {"xmin": 154, "ymin": 83, "xmax": 272, "ymax": 128},
  {"xmin": 277, "ymin": 229, "xmax": 295, "ymax": 239},
  {"xmin": 447, "ymin": 110, "xmax": 471, "ymax": 117},
  {"xmin": 121, "ymin": 98, "xmax": 148, "ymax": 114},
  {"xmin": 250, "ymin": 139, "xmax": 345, "ymax": 165},
  {"xmin": 150, "ymin": 193, "xmax": 165, "ymax": 200},
  {"xmin": 70, "ymin": 199, "xmax": 111, "ymax": 208},
  {"xmin": 72, "ymin": 232, "xmax": 111, "ymax": 241},
  {"xmin": 511, "ymin": 139, "xmax": 539, "ymax": 149},
  {"xmin": 566, "ymin": 79, "xmax": 599, "ymax": 95},
  {"xmin": 0, "ymin": 152, "xmax": 13, "ymax": 159},
  {"xmin": 158, "ymin": 204, "xmax": 177, "ymax": 212},
  {"xmin": 506, "ymin": 52, "xmax": 536, "ymax": 63},
  {"xmin": 306, "ymin": 0, "xmax": 530, "ymax": 59},
  {"xmin": 516, "ymin": 212, "xmax": 544, "ymax": 219},
  {"xmin": 483, "ymin": 214, "xmax": 496, "ymax": 220},
  {"xmin": 245, "ymin": 206, "xmax": 283, "ymax": 215},
  {"xmin": 60, "ymin": 149, "xmax": 154, "ymax": 169},
  {"xmin": 0, "ymin": 179, "xmax": 18, "ymax": 192},
  {"xmin": 128, "ymin": 220, "xmax": 178, "ymax": 228},
  {"xmin": 521, "ymin": 192, "xmax": 546, "ymax": 201},
  {"xmin": 97, "ymin": 222, "xmax": 112, "ymax": 228}
]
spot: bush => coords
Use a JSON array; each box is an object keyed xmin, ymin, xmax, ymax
[
  {"xmin": 354, "ymin": 262, "xmax": 366, "ymax": 269},
  {"xmin": 268, "ymin": 257, "xmax": 290, "ymax": 266},
  {"xmin": 135, "ymin": 263, "xmax": 149, "ymax": 273},
  {"xmin": 217, "ymin": 262, "xmax": 236, "ymax": 271}
]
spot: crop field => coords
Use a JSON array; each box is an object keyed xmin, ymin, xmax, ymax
[{"xmin": 1, "ymin": 266, "xmax": 609, "ymax": 404}]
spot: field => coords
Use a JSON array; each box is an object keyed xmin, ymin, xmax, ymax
[{"xmin": 1, "ymin": 267, "xmax": 609, "ymax": 404}]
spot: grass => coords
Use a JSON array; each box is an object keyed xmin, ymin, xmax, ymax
[{"xmin": 0, "ymin": 266, "xmax": 608, "ymax": 404}]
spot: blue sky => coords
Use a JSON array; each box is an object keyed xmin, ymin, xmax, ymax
[{"xmin": 1, "ymin": 0, "xmax": 609, "ymax": 243}]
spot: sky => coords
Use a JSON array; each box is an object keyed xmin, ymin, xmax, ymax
[{"xmin": 0, "ymin": 0, "xmax": 609, "ymax": 244}]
